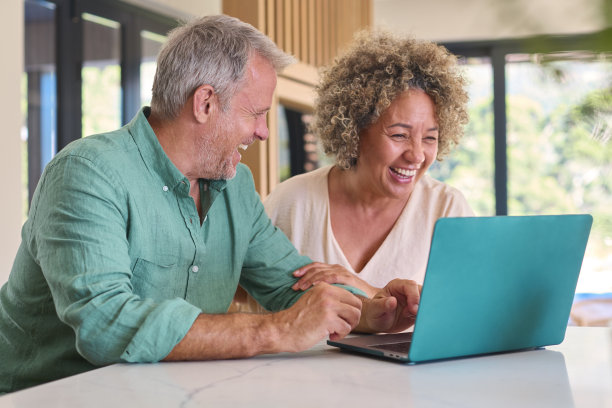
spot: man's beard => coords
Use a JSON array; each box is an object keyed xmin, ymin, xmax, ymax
[{"xmin": 197, "ymin": 111, "xmax": 237, "ymax": 180}]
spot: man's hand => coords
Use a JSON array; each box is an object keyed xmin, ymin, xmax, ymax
[
  {"xmin": 164, "ymin": 282, "xmax": 362, "ymax": 361},
  {"xmin": 273, "ymin": 282, "xmax": 363, "ymax": 351},
  {"xmin": 355, "ymin": 279, "xmax": 421, "ymax": 333},
  {"xmin": 291, "ymin": 262, "xmax": 379, "ymax": 298}
]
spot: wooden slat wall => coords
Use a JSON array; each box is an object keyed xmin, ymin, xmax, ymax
[
  {"xmin": 224, "ymin": 0, "xmax": 371, "ymax": 69},
  {"xmin": 223, "ymin": 0, "xmax": 372, "ymax": 195}
]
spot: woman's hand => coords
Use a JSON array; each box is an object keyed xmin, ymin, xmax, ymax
[
  {"xmin": 355, "ymin": 279, "xmax": 422, "ymax": 333},
  {"xmin": 291, "ymin": 262, "xmax": 379, "ymax": 298}
]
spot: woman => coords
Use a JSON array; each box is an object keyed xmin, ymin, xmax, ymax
[{"xmin": 264, "ymin": 31, "xmax": 473, "ymax": 297}]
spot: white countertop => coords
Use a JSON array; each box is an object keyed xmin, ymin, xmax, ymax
[{"xmin": 1, "ymin": 327, "xmax": 610, "ymax": 407}]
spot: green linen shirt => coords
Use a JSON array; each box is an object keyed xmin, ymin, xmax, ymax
[{"xmin": 0, "ymin": 108, "xmax": 361, "ymax": 393}]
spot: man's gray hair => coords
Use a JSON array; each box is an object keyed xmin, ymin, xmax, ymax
[{"xmin": 150, "ymin": 14, "xmax": 295, "ymax": 120}]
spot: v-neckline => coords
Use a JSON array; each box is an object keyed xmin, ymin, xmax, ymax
[{"xmin": 323, "ymin": 167, "xmax": 413, "ymax": 275}]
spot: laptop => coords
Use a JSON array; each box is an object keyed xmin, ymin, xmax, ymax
[{"xmin": 327, "ymin": 214, "xmax": 593, "ymax": 363}]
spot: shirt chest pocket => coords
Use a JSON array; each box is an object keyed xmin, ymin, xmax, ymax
[{"xmin": 131, "ymin": 258, "xmax": 189, "ymax": 302}]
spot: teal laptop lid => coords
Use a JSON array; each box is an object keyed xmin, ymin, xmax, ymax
[
  {"xmin": 409, "ymin": 214, "xmax": 592, "ymax": 362},
  {"xmin": 328, "ymin": 214, "xmax": 593, "ymax": 363}
]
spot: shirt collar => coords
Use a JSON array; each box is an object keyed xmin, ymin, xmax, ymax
[{"xmin": 128, "ymin": 107, "xmax": 228, "ymax": 193}]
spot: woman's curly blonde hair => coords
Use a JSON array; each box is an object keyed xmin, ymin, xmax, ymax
[{"xmin": 312, "ymin": 30, "xmax": 469, "ymax": 169}]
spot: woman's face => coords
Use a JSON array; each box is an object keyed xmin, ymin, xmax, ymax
[{"xmin": 356, "ymin": 89, "xmax": 439, "ymax": 200}]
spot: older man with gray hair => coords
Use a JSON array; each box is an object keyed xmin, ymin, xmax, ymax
[{"xmin": 0, "ymin": 15, "xmax": 420, "ymax": 393}]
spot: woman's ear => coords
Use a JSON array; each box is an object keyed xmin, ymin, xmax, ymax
[{"xmin": 192, "ymin": 84, "xmax": 217, "ymax": 124}]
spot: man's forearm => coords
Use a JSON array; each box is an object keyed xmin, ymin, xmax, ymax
[
  {"xmin": 163, "ymin": 313, "xmax": 282, "ymax": 361},
  {"xmin": 163, "ymin": 283, "xmax": 363, "ymax": 361}
]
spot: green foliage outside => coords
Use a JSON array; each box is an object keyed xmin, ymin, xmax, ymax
[
  {"xmin": 429, "ymin": 62, "xmax": 495, "ymax": 216},
  {"xmin": 429, "ymin": 97, "xmax": 495, "ymax": 216},
  {"xmin": 82, "ymin": 65, "xmax": 121, "ymax": 137}
]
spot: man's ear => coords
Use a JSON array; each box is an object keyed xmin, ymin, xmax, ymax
[{"xmin": 192, "ymin": 84, "xmax": 217, "ymax": 124}]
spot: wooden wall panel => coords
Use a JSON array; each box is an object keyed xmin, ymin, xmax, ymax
[
  {"xmin": 307, "ymin": 0, "xmax": 316, "ymax": 64},
  {"xmin": 292, "ymin": 0, "xmax": 300, "ymax": 56},
  {"xmin": 299, "ymin": 0, "xmax": 308, "ymax": 62},
  {"xmin": 266, "ymin": 0, "xmax": 274, "ymax": 40},
  {"xmin": 223, "ymin": 0, "xmax": 371, "ymax": 74}
]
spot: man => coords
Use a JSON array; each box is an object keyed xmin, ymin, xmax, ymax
[{"xmin": 0, "ymin": 15, "xmax": 420, "ymax": 393}]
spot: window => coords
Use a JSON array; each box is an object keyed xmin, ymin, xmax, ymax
[
  {"xmin": 23, "ymin": 0, "xmax": 176, "ymax": 212},
  {"xmin": 81, "ymin": 13, "xmax": 122, "ymax": 137},
  {"xmin": 443, "ymin": 34, "xmax": 612, "ymax": 296}
]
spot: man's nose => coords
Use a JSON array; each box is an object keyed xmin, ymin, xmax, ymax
[{"xmin": 254, "ymin": 116, "xmax": 269, "ymax": 141}]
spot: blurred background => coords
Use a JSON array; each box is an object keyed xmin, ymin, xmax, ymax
[{"xmin": 2, "ymin": 0, "xmax": 610, "ymax": 319}]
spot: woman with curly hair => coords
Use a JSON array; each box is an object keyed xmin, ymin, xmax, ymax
[{"xmin": 264, "ymin": 31, "xmax": 474, "ymax": 297}]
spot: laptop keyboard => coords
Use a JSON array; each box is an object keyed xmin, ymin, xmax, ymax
[{"xmin": 370, "ymin": 333, "xmax": 413, "ymax": 354}]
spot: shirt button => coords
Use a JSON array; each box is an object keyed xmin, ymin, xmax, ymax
[
  {"xmin": 162, "ymin": 186, "xmax": 169, "ymax": 192},
  {"xmin": 191, "ymin": 265, "xmax": 199, "ymax": 273}
]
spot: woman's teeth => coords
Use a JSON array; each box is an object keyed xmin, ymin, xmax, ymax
[{"xmin": 391, "ymin": 167, "xmax": 417, "ymax": 177}]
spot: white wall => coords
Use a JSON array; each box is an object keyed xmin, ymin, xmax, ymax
[
  {"xmin": 1, "ymin": 0, "xmax": 609, "ymax": 286},
  {"xmin": 375, "ymin": 0, "xmax": 608, "ymax": 42},
  {"xmin": 0, "ymin": 1, "xmax": 24, "ymax": 285}
]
